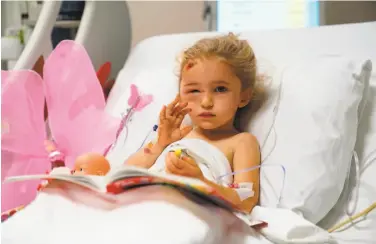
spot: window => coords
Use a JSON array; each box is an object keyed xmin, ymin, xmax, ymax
[{"xmin": 217, "ymin": 0, "xmax": 320, "ymax": 32}]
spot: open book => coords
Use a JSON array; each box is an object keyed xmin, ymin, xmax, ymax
[{"xmin": 4, "ymin": 165, "xmax": 266, "ymax": 228}]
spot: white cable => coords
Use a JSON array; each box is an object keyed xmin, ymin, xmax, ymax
[
  {"xmin": 259, "ymin": 66, "xmax": 286, "ymax": 153},
  {"xmin": 345, "ymin": 151, "xmax": 360, "ymax": 217},
  {"xmin": 344, "ymin": 59, "xmax": 372, "ymax": 218},
  {"xmin": 360, "ymin": 149, "xmax": 376, "ymax": 175}
]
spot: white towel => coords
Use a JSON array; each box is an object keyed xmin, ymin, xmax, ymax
[{"xmin": 149, "ymin": 138, "xmax": 234, "ymax": 185}]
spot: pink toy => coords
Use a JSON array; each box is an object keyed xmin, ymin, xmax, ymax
[
  {"xmin": 128, "ymin": 84, "xmax": 153, "ymax": 111},
  {"xmin": 1, "ymin": 40, "xmax": 120, "ymax": 213},
  {"xmin": 103, "ymin": 83, "xmax": 153, "ymax": 156}
]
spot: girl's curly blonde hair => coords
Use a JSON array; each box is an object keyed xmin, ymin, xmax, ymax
[{"xmin": 179, "ymin": 33, "xmax": 266, "ymax": 130}]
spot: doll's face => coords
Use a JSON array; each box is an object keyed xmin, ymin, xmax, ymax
[{"xmin": 73, "ymin": 153, "xmax": 110, "ymax": 176}]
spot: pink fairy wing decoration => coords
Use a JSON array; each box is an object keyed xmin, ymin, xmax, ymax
[
  {"xmin": 128, "ymin": 84, "xmax": 153, "ymax": 111},
  {"xmin": 43, "ymin": 40, "xmax": 120, "ymax": 167},
  {"xmin": 1, "ymin": 70, "xmax": 50, "ymax": 212},
  {"xmin": 1, "ymin": 155, "xmax": 48, "ymax": 213},
  {"xmin": 1, "ymin": 70, "xmax": 47, "ymax": 156},
  {"xmin": 1, "ymin": 70, "xmax": 9, "ymax": 88}
]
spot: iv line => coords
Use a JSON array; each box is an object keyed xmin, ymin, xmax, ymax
[{"xmin": 216, "ymin": 164, "xmax": 286, "ymax": 204}]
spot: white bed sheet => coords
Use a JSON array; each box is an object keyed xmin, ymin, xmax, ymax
[{"xmin": 106, "ymin": 21, "xmax": 376, "ymax": 244}]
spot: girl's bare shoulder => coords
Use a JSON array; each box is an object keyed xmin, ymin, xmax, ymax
[{"xmin": 231, "ymin": 132, "xmax": 259, "ymax": 148}]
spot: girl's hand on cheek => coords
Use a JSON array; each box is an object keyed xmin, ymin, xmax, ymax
[
  {"xmin": 165, "ymin": 152, "xmax": 204, "ymax": 180},
  {"xmin": 157, "ymin": 95, "xmax": 192, "ymax": 148}
]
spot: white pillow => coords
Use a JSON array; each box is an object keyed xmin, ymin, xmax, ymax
[
  {"xmin": 106, "ymin": 68, "xmax": 179, "ymax": 166},
  {"xmin": 318, "ymin": 60, "xmax": 376, "ymax": 241},
  {"xmin": 259, "ymin": 56, "xmax": 371, "ymax": 224},
  {"xmin": 107, "ymin": 55, "xmax": 371, "ymax": 225}
]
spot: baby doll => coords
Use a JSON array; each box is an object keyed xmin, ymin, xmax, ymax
[
  {"xmin": 72, "ymin": 153, "xmax": 111, "ymax": 176},
  {"xmin": 44, "ymin": 140, "xmax": 110, "ymax": 176}
]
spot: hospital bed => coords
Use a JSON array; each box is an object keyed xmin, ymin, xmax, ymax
[
  {"xmin": 105, "ymin": 21, "xmax": 376, "ymax": 244},
  {"xmin": 2, "ymin": 22, "xmax": 376, "ymax": 244},
  {"xmin": 12, "ymin": 0, "xmax": 131, "ymax": 79}
]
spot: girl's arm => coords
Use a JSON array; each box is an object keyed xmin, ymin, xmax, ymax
[
  {"xmin": 166, "ymin": 133, "xmax": 260, "ymax": 213},
  {"xmin": 125, "ymin": 143, "xmax": 165, "ymax": 169},
  {"xmin": 202, "ymin": 134, "xmax": 260, "ymax": 213},
  {"xmin": 124, "ymin": 96, "xmax": 192, "ymax": 169}
]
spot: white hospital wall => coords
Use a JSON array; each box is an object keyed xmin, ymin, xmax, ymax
[
  {"xmin": 127, "ymin": 0, "xmax": 207, "ymax": 47},
  {"xmin": 128, "ymin": 1, "xmax": 376, "ymax": 46}
]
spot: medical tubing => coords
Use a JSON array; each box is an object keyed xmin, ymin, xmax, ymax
[
  {"xmin": 137, "ymin": 125, "xmax": 158, "ymax": 151},
  {"xmin": 360, "ymin": 148, "xmax": 376, "ymax": 174},
  {"xmin": 259, "ymin": 67, "xmax": 285, "ymax": 151},
  {"xmin": 329, "ymin": 149, "xmax": 376, "ymax": 232}
]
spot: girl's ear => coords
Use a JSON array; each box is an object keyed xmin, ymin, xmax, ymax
[{"xmin": 239, "ymin": 88, "xmax": 252, "ymax": 108}]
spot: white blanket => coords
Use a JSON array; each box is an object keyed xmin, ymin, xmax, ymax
[
  {"xmin": 1, "ymin": 186, "xmax": 265, "ymax": 244},
  {"xmin": 2, "ymin": 138, "xmax": 334, "ymax": 244},
  {"xmin": 1, "ymin": 186, "xmax": 334, "ymax": 244}
]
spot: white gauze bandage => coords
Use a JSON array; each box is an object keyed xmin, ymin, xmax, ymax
[{"xmin": 227, "ymin": 182, "xmax": 255, "ymax": 201}]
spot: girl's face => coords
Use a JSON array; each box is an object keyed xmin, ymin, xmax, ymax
[{"xmin": 180, "ymin": 58, "xmax": 249, "ymax": 131}]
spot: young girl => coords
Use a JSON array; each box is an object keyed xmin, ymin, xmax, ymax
[
  {"xmin": 126, "ymin": 33, "xmax": 263, "ymax": 213},
  {"xmin": 2, "ymin": 34, "xmax": 264, "ymax": 244}
]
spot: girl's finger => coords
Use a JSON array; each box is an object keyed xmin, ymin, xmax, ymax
[
  {"xmin": 165, "ymin": 160, "xmax": 173, "ymax": 174},
  {"xmin": 171, "ymin": 154, "xmax": 184, "ymax": 169},
  {"xmin": 159, "ymin": 105, "xmax": 167, "ymax": 124},
  {"xmin": 179, "ymin": 107, "xmax": 192, "ymax": 116},
  {"xmin": 166, "ymin": 154, "xmax": 182, "ymax": 174},
  {"xmin": 171, "ymin": 102, "xmax": 188, "ymax": 117},
  {"xmin": 174, "ymin": 108, "xmax": 191, "ymax": 127},
  {"xmin": 181, "ymin": 156, "xmax": 197, "ymax": 167},
  {"xmin": 165, "ymin": 155, "xmax": 174, "ymax": 173},
  {"xmin": 166, "ymin": 95, "xmax": 180, "ymax": 118}
]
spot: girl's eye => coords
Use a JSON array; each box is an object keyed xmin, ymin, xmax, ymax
[
  {"xmin": 189, "ymin": 89, "xmax": 200, "ymax": 93},
  {"xmin": 214, "ymin": 86, "xmax": 228, "ymax": 93}
]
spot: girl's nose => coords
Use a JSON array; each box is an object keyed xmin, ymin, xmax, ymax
[{"xmin": 200, "ymin": 93, "xmax": 213, "ymax": 109}]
